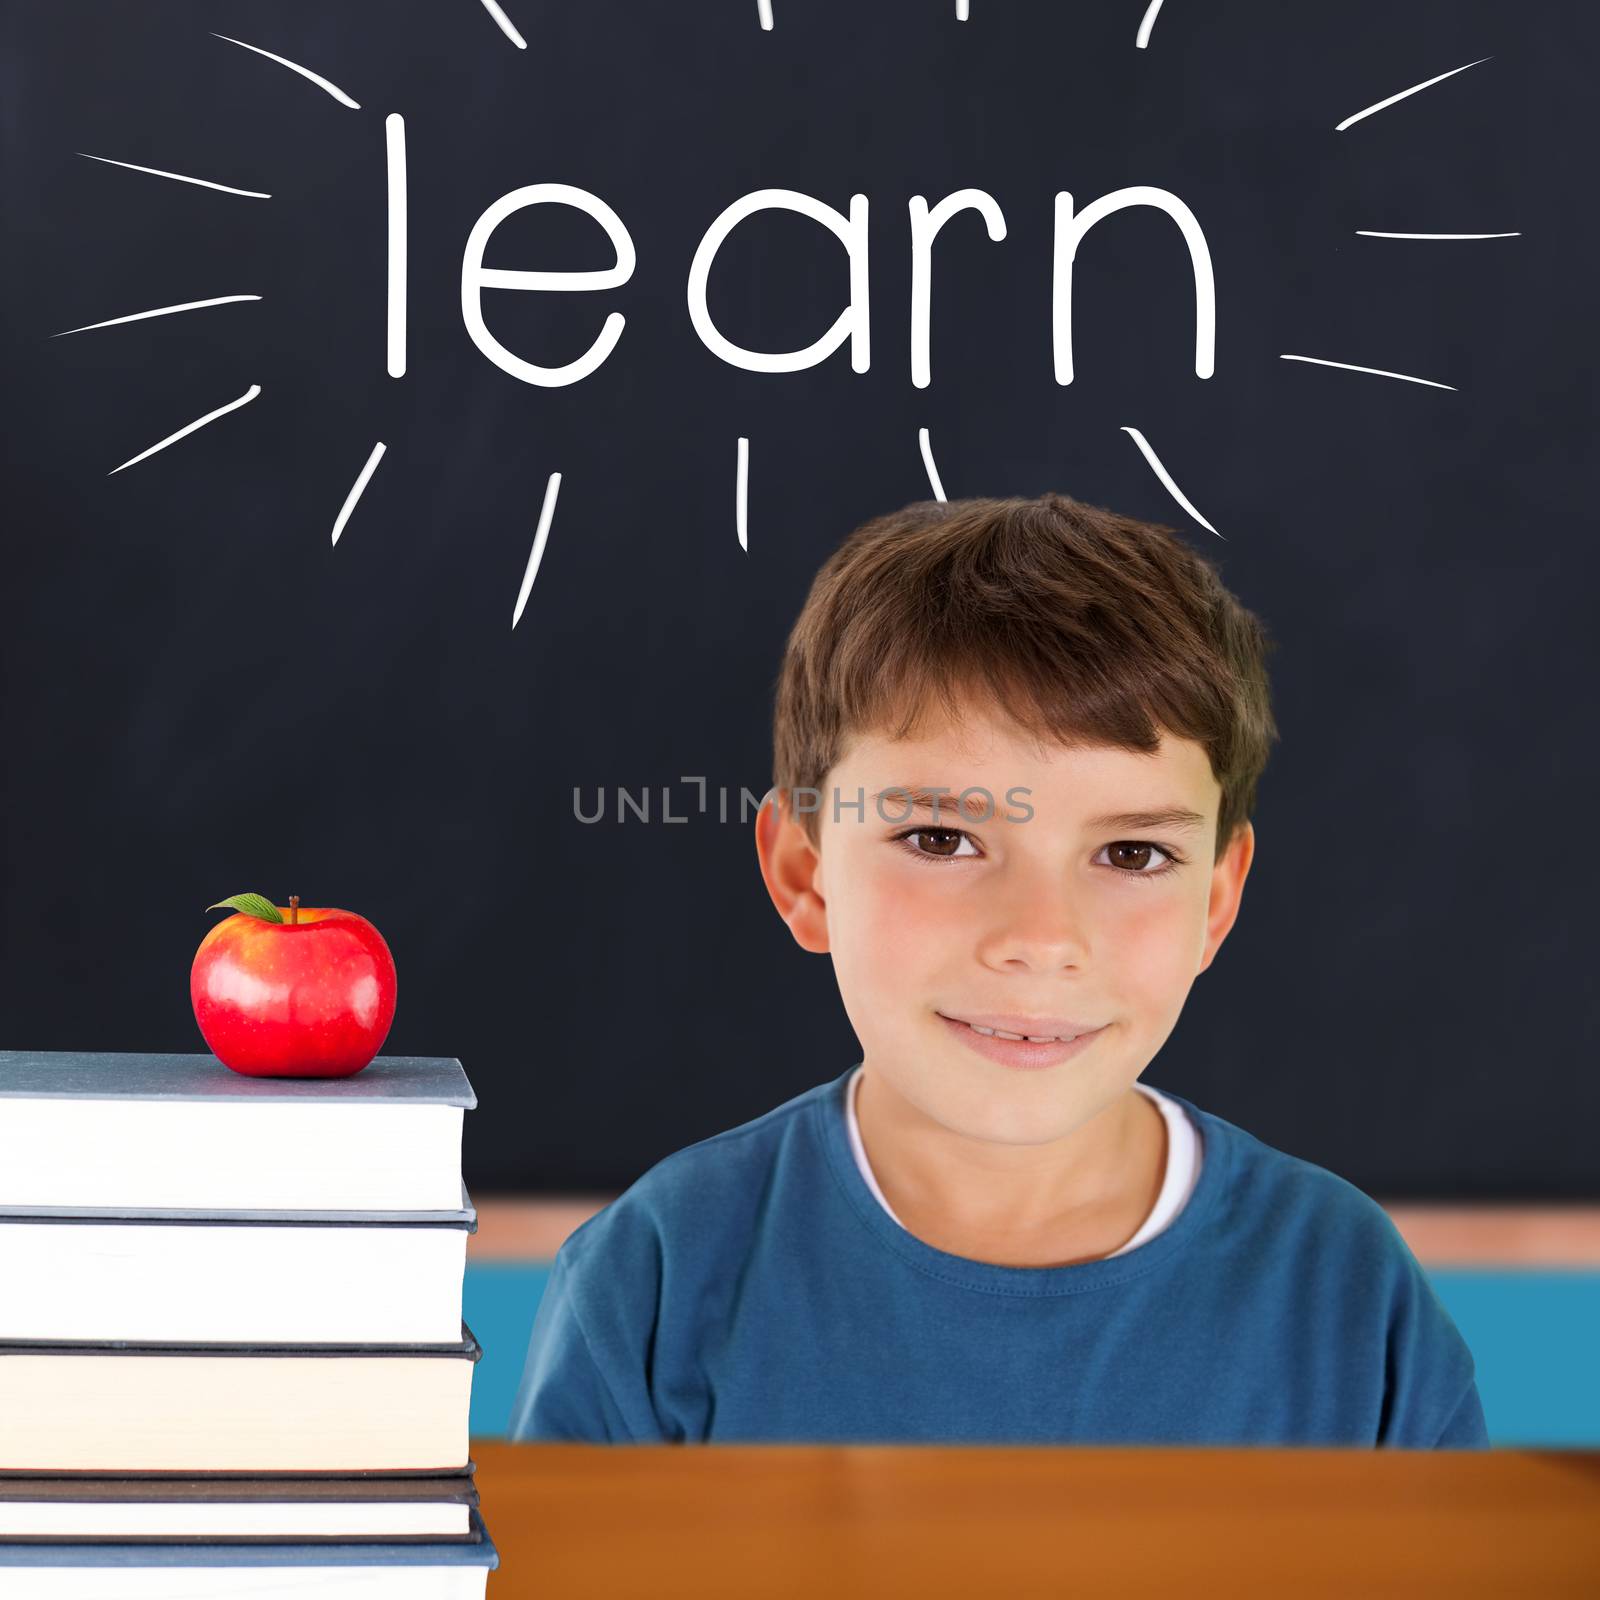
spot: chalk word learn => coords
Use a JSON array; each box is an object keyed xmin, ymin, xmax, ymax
[{"xmin": 386, "ymin": 122, "xmax": 1215, "ymax": 392}]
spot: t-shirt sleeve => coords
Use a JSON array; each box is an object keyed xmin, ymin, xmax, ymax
[
  {"xmin": 1430, "ymin": 1379, "xmax": 1491, "ymax": 1449},
  {"xmin": 505, "ymin": 1207, "xmax": 672, "ymax": 1444},
  {"xmin": 505, "ymin": 1248, "xmax": 634, "ymax": 1442},
  {"xmin": 1378, "ymin": 1241, "xmax": 1490, "ymax": 1450}
]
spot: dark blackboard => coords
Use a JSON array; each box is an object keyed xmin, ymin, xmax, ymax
[{"xmin": 2, "ymin": 1, "xmax": 1593, "ymax": 1200}]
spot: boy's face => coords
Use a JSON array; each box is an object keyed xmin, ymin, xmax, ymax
[{"xmin": 756, "ymin": 699, "xmax": 1255, "ymax": 1150}]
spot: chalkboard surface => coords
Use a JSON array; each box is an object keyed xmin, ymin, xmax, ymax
[{"xmin": 2, "ymin": 2, "xmax": 1593, "ymax": 1199}]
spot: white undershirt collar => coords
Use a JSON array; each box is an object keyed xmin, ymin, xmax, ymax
[{"xmin": 843, "ymin": 1063, "xmax": 1201, "ymax": 1258}]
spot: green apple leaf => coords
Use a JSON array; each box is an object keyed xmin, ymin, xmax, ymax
[{"xmin": 204, "ymin": 893, "xmax": 284, "ymax": 923}]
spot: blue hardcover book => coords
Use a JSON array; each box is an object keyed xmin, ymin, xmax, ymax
[
  {"xmin": 0, "ymin": 1052, "xmax": 477, "ymax": 1212},
  {"xmin": 0, "ymin": 1505, "xmax": 500, "ymax": 1599},
  {"xmin": 0, "ymin": 1474, "xmax": 482, "ymax": 1540}
]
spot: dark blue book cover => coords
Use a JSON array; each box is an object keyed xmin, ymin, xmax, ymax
[
  {"xmin": 0, "ymin": 1505, "xmax": 499, "ymax": 1565},
  {"xmin": 0, "ymin": 1053, "xmax": 477, "ymax": 1107}
]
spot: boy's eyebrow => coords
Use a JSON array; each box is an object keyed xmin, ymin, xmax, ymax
[
  {"xmin": 871, "ymin": 787, "xmax": 999, "ymax": 820},
  {"xmin": 1082, "ymin": 807, "xmax": 1209, "ymax": 832},
  {"xmin": 871, "ymin": 787, "xmax": 1208, "ymax": 831}
]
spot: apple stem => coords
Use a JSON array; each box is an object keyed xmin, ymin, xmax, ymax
[{"xmin": 289, "ymin": 895, "xmax": 299, "ymax": 925}]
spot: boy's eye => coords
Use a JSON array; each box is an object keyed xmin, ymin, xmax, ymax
[
  {"xmin": 892, "ymin": 826, "xmax": 979, "ymax": 862},
  {"xmin": 889, "ymin": 828, "xmax": 1186, "ymax": 879},
  {"xmin": 1101, "ymin": 841, "xmax": 1180, "ymax": 875}
]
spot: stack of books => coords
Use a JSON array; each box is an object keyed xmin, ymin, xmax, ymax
[{"xmin": 0, "ymin": 1049, "xmax": 499, "ymax": 1597}]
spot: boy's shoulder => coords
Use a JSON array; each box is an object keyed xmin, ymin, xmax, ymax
[
  {"xmin": 1171, "ymin": 1091, "xmax": 1423, "ymax": 1276},
  {"xmin": 555, "ymin": 1074, "xmax": 832, "ymax": 1261}
]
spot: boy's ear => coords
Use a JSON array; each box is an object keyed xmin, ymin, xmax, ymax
[
  {"xmin": 1196, "ymin": 818, "xmax": 1256, "ymax": 976},
  {"xmin": 754, "ymin": 788, "xmax": 831, "ymax": 954}
]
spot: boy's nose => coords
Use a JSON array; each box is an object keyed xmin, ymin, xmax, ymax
[{"xmin": 978, "ymin": 874, "xmax": 1092, "ymax": 971}]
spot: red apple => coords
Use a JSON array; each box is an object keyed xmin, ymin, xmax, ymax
[{"xmin": 191, "ymin": 893, "xmax": 398, "ymax": 1078}]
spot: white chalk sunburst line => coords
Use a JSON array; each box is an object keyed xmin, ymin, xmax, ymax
[
  {"xmin": 331, "ymin": 442, "xmax": 387, "ymax": 546},
  {"xmin": 918, "ymin": 428, "xmax": 948, "ymax": 502},
  {"xmin": 210, "ymin": 33, "xmax": 361, "ymax": 108},
  {"xmin": 75, "ymin": 152, "xmax": 269, "ymax": 198},
  {"xmin": 1121, "ymin": 427, "xmax": 1221, "ymax": 538},
  {"xmin": 1136, "ymin": 1, "xmax": 1165, "ymax": 49},
  {"xmin": 478, "ymin": 1, "xmax": 528, "ymax": 49},
  {"xmin": 512, "ymin": 473, "xmax": 563, "ymax": 629},
  {"xmin": 107, "ymin": 385, "xmax": 262, "ymax": 476},
  {"xmin": 736, "ymin": 437, "xmax": 750, "ymax": 551},
  {"xmin": 1356, "ymin": 230, "xmax": 1520, "ymax": 240},
  {"xmin": 1335, "ymin": 56, "xmax": 1491, "ymax": 132},
  {"xmin": 50, "ymin": 295, "xmax": 260, "ymax": 338},
  {"xmin": 1279, "ymin": 354, "xmax": 1456, "ymax": 391}
]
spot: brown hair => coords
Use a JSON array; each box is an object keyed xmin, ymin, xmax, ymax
[{"xmin": 769, "ymin": 493, "xmax": 1280, "ymax": 863}]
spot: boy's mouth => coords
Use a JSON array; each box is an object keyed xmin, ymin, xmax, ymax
[
  {"xmin": 936, "ymin": 1011, "xmax": 1103, "ymax": 1043},
  {"xmin": 936, "ymin": 1012, "xmax": 1108, "ymax": 1071}
]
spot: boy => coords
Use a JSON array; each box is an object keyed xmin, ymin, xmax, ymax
[{"xmin": 509, "ymin": 492, "xmax": 1488, "ymax": 1448}]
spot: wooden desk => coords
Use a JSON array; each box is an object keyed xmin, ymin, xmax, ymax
[{"xmin": 471, "ymin": 1441, "xmax": 1600, "ymax": 1597}]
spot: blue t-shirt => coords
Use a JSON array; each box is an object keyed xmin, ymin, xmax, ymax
[{"xmin": 508, "ymin": 1067, "xmax": 1488, "ymax": 1447}]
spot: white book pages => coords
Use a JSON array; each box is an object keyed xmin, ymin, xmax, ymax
[
  {"xmin": 0, "ymin": 1569, "xmax": 489, "ymax": 1600},
  {"xmin": 0, "ymin": 1102, "xmax": 463, "ymax": 1211},
  {"xmin": 0, "ymin": 1352, "xmax": 473, "ymax": 1472},
  {"xmin": 0, "ymin": 1222, "xmax": 467, "ymax": 1343},
  {"xmin": 0, "ymin": 1500, "xmax": 472, "ymax": 1537}
]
